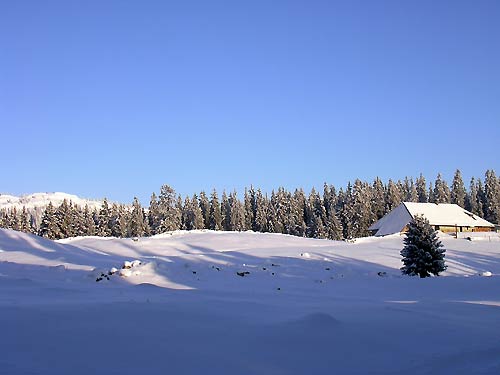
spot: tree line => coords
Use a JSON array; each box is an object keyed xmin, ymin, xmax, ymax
[{"xmin": 1, "ymin": 169, "xmax": 499, "ymax": 241}]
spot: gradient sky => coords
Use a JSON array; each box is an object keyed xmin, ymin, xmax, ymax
[{"xmin": 1, "ymin": 0, "xmax": 499, "ymax": 204}]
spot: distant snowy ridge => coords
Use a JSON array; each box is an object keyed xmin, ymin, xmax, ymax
[{"xmin": 0, "ymin": 192, "xmax": 104, "ymax": 211}]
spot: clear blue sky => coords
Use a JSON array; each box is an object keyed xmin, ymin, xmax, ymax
[{"xmin": 1, "ymin": 0, "xmax": 499, "ymax": 204}]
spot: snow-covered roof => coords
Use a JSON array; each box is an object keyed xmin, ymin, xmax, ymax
[{"xmin": 369, "ymin": 202, "xmax": 494, "ymax": 236}]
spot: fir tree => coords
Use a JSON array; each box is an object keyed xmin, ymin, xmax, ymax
[
  {"xmin": 371, "ymin": 177, "xmax": 386, "ymax": 219},
  {"xmin": 351, "ymin": 179, "xmax": 373, "ymax": 238},
  {"xmin": 39, "ymin": 202, "xmax": 59, "ymax": 239},
  {"xmin": 158, "ymin": 185, "xmax": 181, "ymax": 232},
  {"xmin": 148, "ymin": 192, "xmax": 161, "ymax": 235},
  {"xmin": 221, "ymin": 191, "xmax": 231, "ymax": 231},
  {"xmin": 244, "ymin": 187, "xmax": 255, "ymax": 231},
  {"xmin": 385, "ymin": 179, "xmax": 402, "ymax": 212},
  {"xmin": 229, "ymin": 191, "xmax": 245, "ymax": 231},
  {"xmin": 254, "ymin": 189, "xmax": 268, "ymax": 232},
  {"xmin": 209, "ymin": 189, "xmax": 223, "ymax": 230},
  {"xmin": 432, "ymin": 173, "xmax": 451, "ymax": 204},
  {"xmin": 484, "ymin": 170, "xmax": 500, "ymax": 224},
  {"xmin": 198, "ymin": 191, "xmax": 211, "ymax": 229},
  {"xmin": 82, "ymin": 204, "xmax": 96, "ymax": 236},
  {"xmin": 128, "ymin": 197, "xmax": 146, "ymax": 237},
  {"xmin": 400, "ymin": 215, "xmax": 446, "ymax": 278},
  {"xmin": 97, "ymin": 198, "xmax": 112, "ymax": 237},
  {"xmin": 416, "ymin": 174, "xmax": 428, "ymax": 203},
  {"xmin": 451, "ymin": 169, "xmax": 466, "ymax": 208}
]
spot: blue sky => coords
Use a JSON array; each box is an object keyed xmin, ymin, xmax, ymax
[{"xmin": 1, "ymin": 0, "xmax": 499, "ymax": 204}]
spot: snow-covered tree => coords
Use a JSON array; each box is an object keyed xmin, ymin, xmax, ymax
[
  {"xmin": 416, "ymin": 174, "xmax": 428, "ymax": 203},
  {"xmin": 484, "ymin": 170, "xmax": 500, "ymax": 224},
  {"xmin": 209, "ymin": 189, "xmax": 223, "ymax": 230},
  {"xmin": 451, "ymin": 169, "xmax": 466, "ymax": 208},
  {"xmin": 432, "ymin": 173, "xmax": 451, "ymax": 204},
  {"xmin": 254, "ymin": 189, "xmax": 268, "ymax": 233},
  {"xmin": 400, "ymin": 215, "xmax": 446, "ymax": 278},
  {"xmin": 128, "ymin": 197, "xmax": 147, "ymax": 237},
  {"xmin": 148, "ymin": 192, "xmax": 161, "ymax": 235},
  {"xmin": 39, "ymin": 202, "xmax": 59, "ymax": 239},
  {"xmin": 229, "ymin": 191, "xmax": 245, "ymax": 231},
  {"xmin": 198, "ymin": 191, "xmax": 211, "ymax": 229},
  {"xmin": 158, "ymin": 185, "xmax": 181, "ymax": 232},
  {"xmin": 97, "ymin": 198, "xmax": 112, "ymax": 237}
]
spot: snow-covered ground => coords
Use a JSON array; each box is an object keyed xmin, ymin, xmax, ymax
[{"xmin": 1, "ymin": 228, "xmax": 499, "ymax": 374}]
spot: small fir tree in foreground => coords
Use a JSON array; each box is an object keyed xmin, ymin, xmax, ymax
[{"xmin": 400, "ymin": 215, "xmax": 446, "ymax": 278}]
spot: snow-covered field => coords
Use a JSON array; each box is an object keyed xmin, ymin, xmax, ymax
[{"xmin": 1, "ymin": 228, "xmax": 499, "ymax": 374}]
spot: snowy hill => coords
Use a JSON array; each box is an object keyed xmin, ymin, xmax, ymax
[
  {"xmin": 1, "ymin": 229, "xmax": 499, "ymax": 374},
  {"xmin": 0, "ymin": 192, "xmax": 104, "ymax": 211}
]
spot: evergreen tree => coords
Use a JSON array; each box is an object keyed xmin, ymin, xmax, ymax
[
  {"xmin": 416, "ymin": 174, "xmax": 428, "ymax": 203},
  {"xmin": 451, "ymin": 169, "xmax": 466, "ymax": 208},
  {"xmin": 55, "ymin": 199, "xmax": 73, "ymax": 239},
  {"xmin": 229, "ymin": 191, "xmax": 245, "ymax": 231},
  {"xmin": 351, "ymin": 179, "xmax": 374, "ymax": 238},
  {"xmin": 477, "ymin": 179, "xmax": 487, "ymax": 217},
  {"xmin": 19, "ymin": 206, "xmax": 34, "ymax": 233},
  {"xmin": 254, "ymin": 189, "xmax": 268, "ymax": 232},
  {"xmin": 97, "ymin": 198, "xmax": 112, "ymax": 237},
  {"xmin": 198, "ymin": 191, "xmax": 211, "ymax": 229},
  {"xmin": 82, "ymin": 204, "xmax": 96, "ymax": 236},
  {"xmin": 405, "ymin": 178, "xmax": 418, "ymax": 202},
  {"xmin": 221, "ymin": 191, "xmax": 231, "ymax": 231},
  {"xmin": 385, "ymin": 179, "xmax": 402, "ymax": 212},
  {"xmin": 244, "ymin": 187, "xmax": 256, "ymax": 231},
  {"xmin": 484, "ymin": 170, "xmax": 500, "ymax": 224},
  {"xmin": 291, "ymin": 188, "xmax": 307, "ymax": 236},
  {"xmin": 158, "ymin": 185, "xmax": 181, "ymax": 232},
  {"xmin": 400, "ymin": 215, "xmax": 446, "ymax": 278},
  {"xmin": 9, "ymin": 208, "xmax": 21, "ymax": 231},
  {"xmin": 39, "ymin": 202, "xmax": 59, "ymax": 239},
  {"xmin": 148, "ymin": 192, "xmax": 161, "ymax": 235},
  {"xmin": 209, "ymin": 189, "xmax": 223, "ymax": 230},
  {"xmin": 465, "ymin": 177, "xmax": 478, "ymax": 214},
  {"xmin": 432, "ymin": 173, "xmax": 451, "ymax": 204},
  {"xmin": 371, "ymin": 177, "xmax": 386, "ymax": 219},
  {"xmin": 128, "ymin": 197, "xmax": 147, "ymax": 237}
]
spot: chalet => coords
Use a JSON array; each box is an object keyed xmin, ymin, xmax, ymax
[{"xmin": 369, "ymin": 202, "xmax": 495, "ymax": 237}]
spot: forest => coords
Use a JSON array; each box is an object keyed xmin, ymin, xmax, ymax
[{"xmin": 1, "ymin": 170, "xmax": 499, "ymax": 240}]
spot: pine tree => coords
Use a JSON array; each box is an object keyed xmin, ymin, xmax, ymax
[
  {"xmin": 97, "ymin": 198, "xmax": 112, "ymax": 237},
  {"xmin": 416, "ymin": 174, "xmax": 428, "ymax": 203},
  {"xmin": 158, "ymin": 185, "xmax": 181, "ymax": 232},
  {"xmin": 484, "ymin": 170, "xmax": 500, "ymax": 224},
  {"xmin": 128, "ymin": 197, "xmax": 146, "ymax": 237},
  {"xmin": 209, "ymin": 189, "xmax": 223, "ymax": 230},
  {"xmin": 371, "ymin": 177, "xmax": 386, "ymax": 219},
  {"xmin": 244, "ymin": 187, "xmax": 255, "ymax": 231},
  {"xmin": 9, "ymin": 208, "xmax": 21, "ymax": 231},
  {"xmin": 148, "ymin": 192, "xmax": 161, "ymax": 235},
  {"xmin": 19, "ymin": 206, "xmax": 34, "ymax": 233},
  {"xmin": 254, "ymin": 189, "xmax": 268, "ymax": 232},
  {"xmin": 451, "ymin": 169, "xmax": 466, "ymax": 208},
  {"xmin": 291, "ymin": 188, "xmax": 307, "ymax": 236},
  {"xmin": 82, "ymin": 204, "xmax": 96, "ymax": 236},
  {"xmin": 221, "ymin": 191, "xmax": 231, "ymax": 231},
  {"xmin": 432, "ymin": 173, "xmax": 451, "ymax": 204},
  {"xmin": 400, "ymin": 215, "xmax": 446, "ymax": 278},
  {"xmin": 465, "ymin": 177, "xmax": 478, "ymax": 214},
  {"xmin": 39, "ymin": 202, "xmax": 59, "ymax": 239},
  {"xmin": 229, "ymin": 191, "xmax": 245, "ymax": 231},
  {"xmin": 385, "ymin": 179, "xmax": 402, "ymax": 212},
  {"xmin": 351, "ymin": 179, "xmax": 374, "ymax": 238},
  {"xmin": 198, "ymin": 191, "xmax": 210, "ymax": 229}
]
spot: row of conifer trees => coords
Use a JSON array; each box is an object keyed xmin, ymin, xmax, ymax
[{"xmin": 1, "ymin": 169, "xmax": 499, "ymax": 240}]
